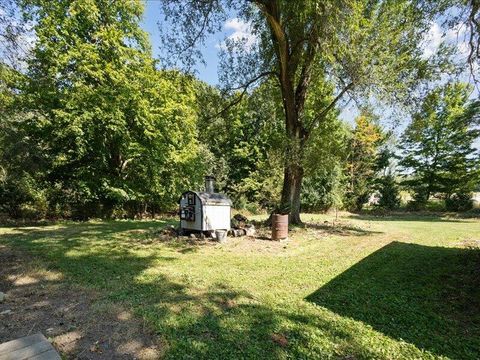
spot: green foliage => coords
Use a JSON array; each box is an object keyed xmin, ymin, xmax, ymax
[
  {"xmin": 0, "ymin": 63, "xmax": 18, "ymax": 110},
  {"xmin": 0, "ymin": 62, "xmax": 49, "ymax": 218},
  {"xmin": 302, "ymin": 165, "xmax": 345, "ymax": 212},
  {"xmin": 345, "ymin": 113, "xmax": 386, "ymax": 211},
  {"xmin": 376, "ymin": 175, "xmax": 401, "ymax": 210},
  {"xmin": 300, "ymin": 77, "xmax": 349, "ymax": 212},
  {"xmin": 0, "ymin": 171, "xmax": 47, "ymax": 219},
  {"xmin": 415, "ymin": 189, "xmax": 430, "ymax": 210},
  {"xmin": 301, "ymin": 100, "xmax": 349, "ymax": 212},
  {"xmin": 445, "ymin": 193, "xmax": 474, "ymax": 212},
  {"xmin": 197, "ymin": 76, "xmax": 349, "ymax": 214},
  {"xmin": 0, "ymin": 0, "xmax": 205, "ymax": 218},
  {"xmin": 399, "ymin": 82, "xmax": 480, "ymax": 207},
  {"xmin": 196, "ymin": 80, "xmax": 284, "ymax": 211},
  {"xmin": 373, "ymin": 147, "xmax": 401, "ymax": 210}
]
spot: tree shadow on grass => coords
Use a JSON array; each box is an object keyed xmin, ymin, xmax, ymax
[
  {"xmin": 306, "ymin": 241, "xmax": 480, "ymax": 359},
  {"xmin": 0, "ymin": 223, "xmax": 290, "ymax": 358},
  {"xmin": 7, "ymin": 223, "xmax": 470, "ymax": 358},
  {"xmin": 301, "ymin": 222, "xmax": 383, "ymax": 236}
]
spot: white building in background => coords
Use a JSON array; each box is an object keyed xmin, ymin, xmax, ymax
[{"xmin": 473, "ymin": 193, "xmax": 480, "ymax": 207}]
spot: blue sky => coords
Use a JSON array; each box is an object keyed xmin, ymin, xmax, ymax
[{"xmin": 141, "ymin": 1, "xmax": 222, "ymax": 85}]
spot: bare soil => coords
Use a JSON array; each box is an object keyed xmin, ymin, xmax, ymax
[{"xmin": 0, "ymin": 244, "xmax": 162, "ymax": 359}]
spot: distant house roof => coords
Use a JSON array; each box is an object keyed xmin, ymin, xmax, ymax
[{"xmin": 181, "ymin": 191, "xmax": 232, "ymax": 206}]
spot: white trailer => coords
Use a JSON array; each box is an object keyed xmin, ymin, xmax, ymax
[{"xmin": 179, "ymin": 177, "xmax": 231, "ymax": 232}]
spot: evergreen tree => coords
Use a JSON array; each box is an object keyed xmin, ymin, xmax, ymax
[
  {"xmin": 399, "ymin": 82, "xmax": 480, "ymax": 207},
  {"xmin": 374, "ymin": 145, "xmax": 401, "ymax": 210},
  {"xmin": 376, "ymin": 174, "xmax": 401, "ymax": 210}
]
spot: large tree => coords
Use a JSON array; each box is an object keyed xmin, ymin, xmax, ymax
[
  {"xmin": 158, "ymin": 0, "xmax": 458, "ymax": 223},
  {"xmin": 399, "ymin": 82, "xmax": 480, "ymax": 204},
  {"xmin": 11, "ymin": 0, "xmax": 202, "ymax": 217}
]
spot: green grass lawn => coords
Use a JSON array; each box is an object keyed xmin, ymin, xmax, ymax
[{"xmin": 1, "ymin": 213, "xmax": 479, "ymax": 359}]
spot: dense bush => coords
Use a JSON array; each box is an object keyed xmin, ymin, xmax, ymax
[
  {"xmin": 405, "ymin": 187, "xmax": 430, "ymax": 211},
  {"xmin": 302, "ymin": 166, "xmax": 344, "ymax": 212},
  {"xmin": 0, "ymin": 171, "xmax": 48, "ymax": 219},
  {"xmin": 445, "ymin": 193, "xmax": 474, "ymax": 212}
]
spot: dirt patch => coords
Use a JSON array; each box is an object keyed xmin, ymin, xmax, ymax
[
  {"xmin": 0, "ymin": 245, "xmax": 163, "ymax": 359},
  {"xmin": 144, "ymin": 222, "xmax": 325, "ymax": 255},
  {"xmin": 459, "ymin": 238, "xmax": 480, "ymax": 249}
]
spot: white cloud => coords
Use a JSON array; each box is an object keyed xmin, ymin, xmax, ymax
[
  {"xmin": 216, "ymin": 18, "xmax": 257, "ymax": 51},
  {"xmin": 423, "ymin": 23, "xmax": 443, "ymax": 58},
  {"xmin": 422, "ymin": 22, "xmax": 468, "ymax": 59}
]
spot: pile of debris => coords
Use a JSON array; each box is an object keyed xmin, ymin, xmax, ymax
[
  {"xmin": 154, "ymin": 214, "xmax": 256, "ymax": 241},
  {"xmin": 229, "ymin": 214, "xmax": 256, "ymax": 237}
]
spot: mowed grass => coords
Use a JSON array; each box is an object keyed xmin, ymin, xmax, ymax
[{"xmin": 1, "ymin": 213, "xmax": 479, "ymax": 359}]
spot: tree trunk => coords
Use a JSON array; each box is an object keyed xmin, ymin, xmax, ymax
[
  {"xmin": 257, "ymin": 0, "xmax": 310, "ymax": 225},
  {"xmin": 277, "ymin": 78, "xmax": 306, "ymax": 224},
  {"xmin": 280, "ymin": 162, "xmax": 304, "ymax": 224},
  {"xmin": 278, "ymin": 117, "xmax": 305, "ymax": 224}
]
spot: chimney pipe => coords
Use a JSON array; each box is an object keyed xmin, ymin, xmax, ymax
[{"xmin": 205, "ymin": 176, "xmax": 215, "ymax": 193}]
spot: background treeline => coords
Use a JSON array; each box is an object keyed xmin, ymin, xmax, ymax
[{"xmin": 1, "ymin": 0, "xmax": 479, "ymax": 219}]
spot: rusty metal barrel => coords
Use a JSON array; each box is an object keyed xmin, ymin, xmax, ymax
[{"xmin": 271, "ymin": 214, "xmax": 288, "ymax": 240}]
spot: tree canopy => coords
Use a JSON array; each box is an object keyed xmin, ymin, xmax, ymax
[
  {"xmin": 0, "ymin": 0, "xmax": 479, "ymax": 220},
  {"xmin": 399, "ymin": 82, "xmax": 480, "ymax": 206},
  {"xmin": 158, "ymin": 0, "xmax": 476, "ymax": 223},
  {"xmin": 1, "ymin": 0, "xmax": 205, "ymax": 218}
]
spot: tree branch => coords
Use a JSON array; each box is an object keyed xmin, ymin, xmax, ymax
[
  {"xmin": 466, "ymin": 0, "xmax": 479, "ymax": 85},
  {"xmin": 211, "ymin": 71, "xmax": 277, "ymax": 119},
  {"xmin": 254, "ymin": 0, "xmax": 289, "ymax": 78},
  {"xmin": 178, "ymin": 1, "xmax": 214, "ymax": 55},
  {"xmin": 226, "ymin": 71, "xmax": 277, "ymax": 91},
  {"xmin": 294, "ymin": 32, "xmax": 319, "ymax": 117},
  {"xmin": 305, "ymin": 82, "xmax": 354, "ymax": 138}
]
